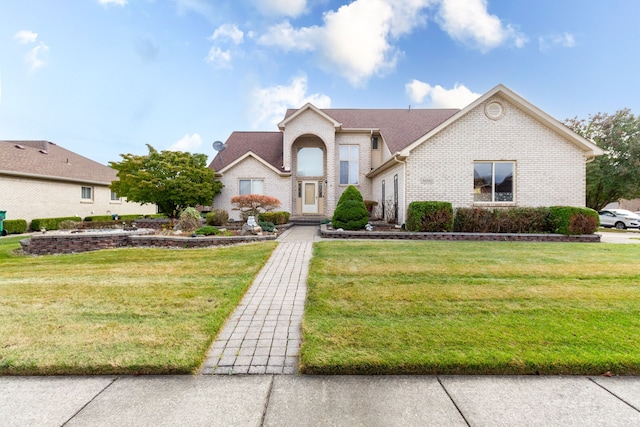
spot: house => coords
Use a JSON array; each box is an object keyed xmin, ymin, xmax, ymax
[
  {"xmin": 208, "ymin": 85, "xmax": 604, "ymax": 224},
  {"xmin": 0, "ymin": 140, "xmax": 156, "ymax": 224}
]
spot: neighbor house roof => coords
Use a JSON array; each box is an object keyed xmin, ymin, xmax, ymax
[
  {"xmin": 209, "ymin": 132, "xmax": 284, "ymax": 173},
  {"xmin": 283, "ymin": 107, "xmax": 460, "ymax": 154},
  {"xmin": 0, "ymin": 140, "xmax": 116, "ymax": 184}
]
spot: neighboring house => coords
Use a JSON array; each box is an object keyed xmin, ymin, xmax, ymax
[
  {"xmin": 209, "ymin": 85, "xmax": 604, "ymax": 224},
  {"xmin": 0, "ymin": 140, "xmax": 156, "ymax": 224}
]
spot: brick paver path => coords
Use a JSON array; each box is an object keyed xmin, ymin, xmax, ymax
[{"xmin": 200, "ymin": 226, "xmax": 317, "ymax": 375}]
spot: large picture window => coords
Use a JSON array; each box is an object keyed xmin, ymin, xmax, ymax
[
  {"xmin": 339, "ymin": 145, "xmax": 359, "ymax": 185},
  {"xmin": 473, "ymin": 162, "xmax": 514, "ymax": 202},
  {"xmin": 239, "ymin": 179, "xmax": 264, "ymax": 195},
  {"xmin": 297, "ymin": 147, "xmax": 324, "ymax": 177}
]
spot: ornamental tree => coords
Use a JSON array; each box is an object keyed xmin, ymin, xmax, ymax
[
  {"xmin": 109, "ymin": 145, "xmax": 222, "ymax": 218},
  {"xmin": 565, "ymin": 109, "xmax": 640, "ymax": 210},
  {"xmin": 231, "ymin": 194, "xmax": 281, "ymax": 219}
]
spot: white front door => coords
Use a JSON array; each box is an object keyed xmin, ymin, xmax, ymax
[{"xmin": 302, "ymin": 181, "xmax": 318, "ymax": 214}]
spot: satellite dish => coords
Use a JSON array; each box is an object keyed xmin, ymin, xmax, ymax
[{"xmin": 213, "ymin": 141, "xmax": 226, "ymax": 152}]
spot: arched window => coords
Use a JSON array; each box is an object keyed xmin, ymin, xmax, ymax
[{"xmin": 297, "ymin": 147, "xmax": 324, "ymax": 177}]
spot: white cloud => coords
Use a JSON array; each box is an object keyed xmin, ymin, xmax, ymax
[
  {"xmin": 169, "ymin": 133, "xmax": 203, "ymax": 152},
  {"xmin": 436, "ymin": 0, "xmax": 527, "ymax": 52},
  {"xmin": 14, "ymin": 30, "xmax": 38, "ymax": 44},
  {"xmin": 205, "ymin": 47, "xmax": 232, "ymax": 68},
  {"xmin": 249, "ymin": 75, "xmax": 331, "ymax": 129},
  {"xmin": 98, "ymin": 0, "xmax": 127, "ymax": 6},
  {"xmin": 26, "ymin": 42, "xmax": 50, "ymax": 71},
  {"xmin": 253, "ymin": 0, "xmax": 308, "ymax": 18},
  {"xmin": 258, "ymin": 0, "xmax": 435, "ymax": 87},
  {"xmin": 539, "ymin": 32, "xmax": 576, "ymax": 52},
  {"xmin": 405, "ymin": 80, "xmax": 481, "ymax": 108},
  {"xmin": 209, "ymin": 24, "xmax": 244, "ymax": 45},
  {"xmin": 173, "ymin": 0, "xmax": 215, "ymax": 20}
]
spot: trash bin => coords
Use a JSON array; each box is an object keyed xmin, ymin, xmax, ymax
[{"xmin": 0, "ymin": 211, "xmax": 6, "ymax": 236}]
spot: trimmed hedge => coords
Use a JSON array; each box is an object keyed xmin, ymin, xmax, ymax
[
  {"xmin": 258, "ymin": 211, "xmax": 290, "ymax": 225},
  {"xmin": 406, "ymin": 201, "xmax": 454, "ymax": 232},
  {"xmin": 3, "ymin": 219, "xmax": 28, "ymax": 234},
  {"xmin": 30, "ymin": 217, "xmax": 82, "ymax": 231},
  {"xmin": 195, "ymin": 226, "xmax": 224, "ymax": 236},
  {"xmin": 548, "ymin": 206, "xmax": 599, "ymax": 235},
  {"xmin": 454, "ymin": 207, "xmax": 551, "ymax": 234}
]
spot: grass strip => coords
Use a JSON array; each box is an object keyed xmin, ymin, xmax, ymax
[
  {"xmin": 0, "ymin": 236, "xmax": 276, "ymax": 375},
  {"xmin": 302, "ymin": 240, "xmax": 640, "ymax": 375}
]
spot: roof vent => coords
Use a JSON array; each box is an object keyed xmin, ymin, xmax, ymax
[
  {"xmin": 39, "ymin": 149, "xmax": 48, "ymax": 154},
  {"xmin": 15, "ymin": 144, "xmax": 25, "ymax": 150},
  {"xmin": 485, "ymin": 101, "xmax": 505, "ymax": 120}
]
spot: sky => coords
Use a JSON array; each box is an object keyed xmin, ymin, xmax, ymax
[{"xmin": 1, "ymin": 0, "xmax": 639, "ymax": 166}]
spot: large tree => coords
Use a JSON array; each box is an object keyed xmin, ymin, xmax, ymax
[
  {"xmin": 565, "ymin": 109, "xmax": 640, "ymax": 211},
  {"xmin": 109, "ymin": 145, "xmax": 222, "ymax": 218}
]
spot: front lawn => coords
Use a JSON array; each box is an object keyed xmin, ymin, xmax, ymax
[
  {"xmin": 0, "ymin": 236, "xmax": 276, "ymax": 375},
  {"xmin": 302, "ymin": 241, "xmax": 640, "ymax": 375}
]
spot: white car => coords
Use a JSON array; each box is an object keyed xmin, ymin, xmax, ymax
[{"xmin": 598, "ymin": 209, "xmax": 640, "ymax": 229}]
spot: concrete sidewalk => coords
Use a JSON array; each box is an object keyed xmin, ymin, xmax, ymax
[{"xmin": 1, "ymin": 375, "xmax": 639, "ymax": 426}]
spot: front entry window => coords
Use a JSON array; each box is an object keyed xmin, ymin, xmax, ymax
[{"xmin": 297, "ymin": 147, "xmax": 324, "ymax": 177}]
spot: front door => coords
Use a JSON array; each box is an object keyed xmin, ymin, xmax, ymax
[{"xmin": 302, "ymin": 181, "xmax": 318, "ymax": 214}]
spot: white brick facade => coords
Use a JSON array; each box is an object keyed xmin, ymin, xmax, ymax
[
  {"xmin": 401, "ymin": 95, "xmax": 586, "ymax": 223},
  {"xmin": 0, "ymin": 175, "xmax": 156, "ymax": 223}
]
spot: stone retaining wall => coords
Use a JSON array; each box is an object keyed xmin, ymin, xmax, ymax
[
  {"xmin": 20, "ymin": 230, "xmax": 275, "ymax": 255},
  {"xmin": 320, "ymin": 225, "xmax": 601, "ymax": 243}
]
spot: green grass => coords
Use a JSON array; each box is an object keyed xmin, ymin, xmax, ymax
[
  {"xmin": 302, "ymin": 241, "xmax": 640, "ymax": 375},
  {"xmin": 0, "ymin": 236, "xmax": 276, "ymax": 375}
]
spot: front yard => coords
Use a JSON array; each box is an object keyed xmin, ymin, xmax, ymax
[
  {"xmin": 0, "ymin": 236, "xmax": 276, "ymax": 375},
  {"xmin": 301, "ymin": 241, "xmax": 640, "ymax": 375}
]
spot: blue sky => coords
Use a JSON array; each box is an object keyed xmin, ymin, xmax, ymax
[{"xmin": 1, "ymin": 0, "xmax": 639, "ymax": 166}]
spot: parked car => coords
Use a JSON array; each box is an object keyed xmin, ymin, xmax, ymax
[{"xmin": 598, "ymin": 209, "xmax": 640, "ymax": 229}]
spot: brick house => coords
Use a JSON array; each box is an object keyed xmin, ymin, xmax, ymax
[
  {"xmin": 209, "ymin": 85, "xmax": 604, "ymax": 224},
  {"xmin": 0, "ymin": 140, "xmax": 156, "ymax": 224}
]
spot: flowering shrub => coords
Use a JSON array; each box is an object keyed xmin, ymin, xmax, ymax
[{"xmin": 231, "ymin": 194, "xmax": 281, "ymax": 219}]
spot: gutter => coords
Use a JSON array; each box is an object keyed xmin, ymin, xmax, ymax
[{"xmin": 0, "ymin": 169, "xmax": 113, "ymax": 186}]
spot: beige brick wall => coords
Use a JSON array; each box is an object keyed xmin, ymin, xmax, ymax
[
  {"xmin": 370, "ymin": 163, "xmax": 405, "ymax": 223},
  {"xmin": 405, "ymin": 95, "xmax": 587, "ymax": 215},
  {"xmin": 213, "ymin": 156, "xmax": 290, "ymax": 221},
  {"xmin": 0, "ymin": 175, "xmax": 156, "ymax": 223},
  {"xmin": 334, "ymin": 133, "xmax": 373, "ymax": 208}
]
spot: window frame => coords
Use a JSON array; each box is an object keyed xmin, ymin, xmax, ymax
[
  {"xmin": 473, "ymin": 161, "xmax": 515, "ymax": 204},
  {"xmin": 339, "ymin": 145, "xmax": 359, "ymax": 185},
  {"xmin": 239, "ymin": 179, "xmax": 265, "ymax": 195},
  {"xmin": 81, "ymin": 186, "xmax": 93, "ymax": 202}
]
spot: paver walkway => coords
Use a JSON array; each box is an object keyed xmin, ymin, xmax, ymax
[{"xmin": 200, "ymin": 226, "xmax": 318, "ymax": 375}]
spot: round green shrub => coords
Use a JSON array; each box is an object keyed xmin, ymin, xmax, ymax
[
  {"xmin": 258, "ymin": 221, "xmax": 275, "ymax": 232},
  {"xmin": 337, "ymin": 185, "xmax": 364, "ymax": 205},
  {"xmin": 332, "ymin": 199, "xmax": 369, "ymax": 230},
  {"xmin": 195, "ymin": 226, "xmax": 222, "ymax": 236}
]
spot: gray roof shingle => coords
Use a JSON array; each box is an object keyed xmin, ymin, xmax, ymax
[
  {"xmin": 209, "ymin": 109, "xmax": 459, "ymax": 173},
  {"xmin": 0, "ymin": 140, "xmax": 116, "ymax": 184}
]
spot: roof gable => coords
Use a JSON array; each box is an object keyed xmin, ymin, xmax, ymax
[
  {"xmin": 399, "ymin": 84, "xmax": 604, "ymax": 157},
  {"xmin": 208, "ymin": 132, "xmax": 284, "ymax": 174},
  {"xmin": 0, "ymin": 140, "xmax": 116, "ymax": 184}
]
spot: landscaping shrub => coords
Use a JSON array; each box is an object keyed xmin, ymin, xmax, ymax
[
  {"xmin": 454, "ymin": 207, "xmax": 550, "ymax": 233},
  {"xmin": 85, "ymin": 214, "xmax": 144, "ymax": 221},
  {"xmin": 258, "ymin": 211, "xmax": 290, "ymax": 225},
  {"xmin": 548, "ymin": 206, "xmax": 599, "ymax": 235},
  {"xmin": 258, "ymin": 221, "xmax": 276, "ymax": 232},
  {"xmin": 3, "ymin": 219, "xmax": 28, "ymax": 234},
  {"xmin": 337, "ymin": 185, "xmax": 364, "ymax": 205},
  {"xmin": 406, "ymin": 201, "xmax": 453, "ymax": 232},
  {"xmin": 206, "ymin": 209, "xmax": 229, "ymax": 226},
  {"xmin": 30, "ymin": 217, "xmax": 83, "ymax": 231},
  {"xmin": 332, "ymin": 194, "xmax": 369, "ymax": 231},
  {"xmin": 178, "ymin": 207, "xmax": 202, "ymax": 232},
  {"xmin": 58, "ymin": 220, "xmax": 81, "ymax": 230},
  {"xmin": 194, "ymin": 226, "xmax": 223, "ymax": 236}
]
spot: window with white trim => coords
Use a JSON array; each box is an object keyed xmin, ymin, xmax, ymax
[
  {"xmin": 81, "ymin": 186, "xmax": 93, "ymax": 200},
  {"xmin": 110, "ymin": 190, "xmax": 120, "ymax": 201},
  {"xmin": 473, "ymin": 162, "xmax": 514, "ymax": 202},
  {"xmin": 239, "ymin": 179, "xmax": 264, "ymax": 195},
  {"xmin": 339, "ymin": 145, "xmax": 359, "ymax": 185}
]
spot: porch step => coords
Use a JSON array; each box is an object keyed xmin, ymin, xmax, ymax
[{"xmin": 289, "ymin": 215, "xmax": 329, "ymax": 226}]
